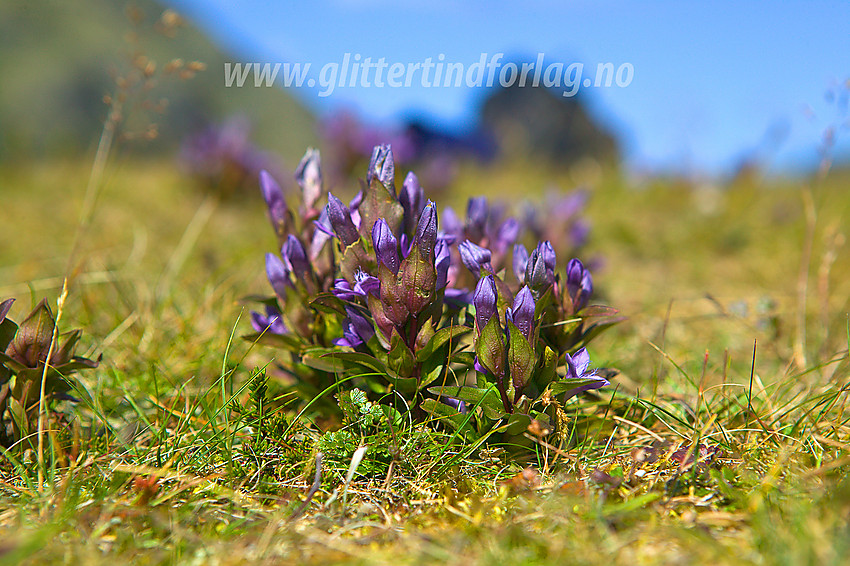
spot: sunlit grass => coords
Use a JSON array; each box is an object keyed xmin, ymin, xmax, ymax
[{"xmin": 0, "ymin": 156, "xmax": 848, "ymax": 564}]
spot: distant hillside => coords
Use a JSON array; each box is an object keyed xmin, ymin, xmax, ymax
[{"xmin": 0, "ymin": 0, "xmax": 316, "ymax": 163}]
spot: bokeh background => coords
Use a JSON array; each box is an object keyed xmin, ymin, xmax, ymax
[{"xmin": 3, "ymin": 0, "xmax": 849, "ymax": 176}]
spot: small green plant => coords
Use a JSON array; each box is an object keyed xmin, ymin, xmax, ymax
[
  {"xmin": 0, "ymin": 298, "xmax": 99, "ymax": 448},
  {"xmin": 246, "ymin": 144, "xmax": 620, "ymax": 454}
]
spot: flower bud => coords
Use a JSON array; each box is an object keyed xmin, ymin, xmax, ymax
[
  {"xmin": 466, "ymin": 197, "xmax": 488, "ymax": 240},
  {"xmin": 513, "ymin": 244, "xmax": 529, "ymax": 284},
  {"xmin": 251, "ymin": 305, "xmax": 287, "ymax": 335},
  {"xmin": 473, "ymin": 274, "xmax": 498, "ymax": 333},
  {"xmin": 494, "ymin": 217, "xmax": 520, "ymax": 253},
  {"xmin": 294, "ymin": 148, "xmax": 322, "ymax": 210},
  {"xmin": 281, "ymin": 235, "xmax": 311, "ymax": 282},
  {"xmin": 525, "ymin": 242, "xmax": 556, "ymax": 292},
  {"xmin": 414, "ymin": 201, "xmax": 438, "ymax": 261},
  {"xmin": 510, "ymin": 286, "xmax": 535, "ymax": 341},
  {"xmin": 367, "ymin": 144, "xmax": 395, "ymax": 190},
  {"xmin": 459, "ymin": 240, "xmax": 492, "ymax": 278},
  {"xmin": 326, "ymin": 192, "xmax": 360, "ymax": 246},
  {"xmin": 565, "ymin": 258, "xmax": 593, "ymax": 312},
  {"xmin": 441, "ymin": 206, "xmax": 463, "ymax": 243},
  {"xmin": 259, "ymin": 170, "xmax": 288, "ymax": 236},
  {"xmin": 435, "ymin": 238, "xmax": 451, "ymax": 290},
  {"xmin": 400, "ymin": 171, "xmax": 425, "ymax": 234},
  {"xmin": 265, "ymin": 252, "xmax": 292, "ymax": 298},
  {"xmin": 372, "ymin": 218, "xmax": 400, "ymax": 275}
]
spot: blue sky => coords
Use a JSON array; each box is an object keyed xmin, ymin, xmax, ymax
[{"xmin": 168, "ymin": 0, "xmax": 850, "ymax": 175}]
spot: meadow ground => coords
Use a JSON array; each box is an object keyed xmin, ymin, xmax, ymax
[{"xmin": 0, "ymin": 155, "xmax": 849, "ymax": 565}]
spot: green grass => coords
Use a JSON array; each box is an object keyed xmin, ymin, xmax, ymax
[{"xmin": 0, "ymin": 154, "xmax": 849, "ymax": 565}]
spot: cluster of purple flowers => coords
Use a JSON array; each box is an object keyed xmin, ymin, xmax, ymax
[
  {"xmin": 179, "ymin": 117, "xmax": 282, "ymax": 197},
  {"xmin": 248, "ymin": 142, "xmax": 617, "ymax": 434}
]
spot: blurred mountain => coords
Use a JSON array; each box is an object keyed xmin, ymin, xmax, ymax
[
  {"xmin": 0, "ymin": 0, "xmax": 316, "ymax": 163},
  {"xmin": 480, "ymin": 83, "xmax": 620, "ymax": 169}
]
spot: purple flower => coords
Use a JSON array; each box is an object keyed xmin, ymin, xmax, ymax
[
  {"xmin": 367, "ymin": 144, "xmax": 395, "ymax": 190},
  {"xmin": 526, "ymin": 241, "xmax": 556, "ymax": 292},
  {"xmin": 494, "ymin": 218, "xmax": 520, "ymax": 254},
  {"xmin": 334, "ymin": 306, "xmax": 375, "ymax": 348},
  {"xmin": 265, "ymin": 252, "xmax": 292, "ymax": 298},
  {"xmin": 441, "ymin": 206, "xmax": 463, "ymax": 243},
  {"xmin": 354, "ymin": 270, "xmax": 380, "ymax": 297},
  {"xmin": 473, "ymin": 274, "xmax": 498, "ymax": 333},
  {"xmin": 372, "ymin": 218, "xmax": 400, "ymax": 274},
  {"xmin": 561, "ymin": 348, "xmax": 609, "ymax": 399},
  {"xmin": 332, "ymin": 272, "xmax": 380, "ymax": 301},
  {"xmin": 281, "ymin": 235, "xmax": 311, "ymax": 282},
  {"xmin": 326, "ymin": 192, "xmax": 360, "ymax": 246},
  {"xmin": 435, "ymin": 238, "xmax": 451, "ymax": 290},
  {"xmin": 294, "ymin": 148, "xmax": 323, "ymax": 210},
  {"xmin": 414, "ymin": 201, "xmax": 438, "ymax": 260},
  {"xmin": 458, "ymin": 240, "xmax": 492, "ymax": 278},
  {"xmin": 259, "ymin": 170, "xmax": 287, "ymax": 236},
  {"xmin": 0, "ymin": 298, "xmax": 13, "ymax": 323},
  {"xmin": 331, "ymin": 279, "xmax": 357, "ymax": 301},
  {"xmin": 400, "ymin": 171, "xmax": 425, "ymax": 234},
  {"xmin": 466, "ymin": 197, "xmax": 489, "ymax": 237},
  {"xmin": 513, "ymin": 244, "xmax": 529, "ymax": 284},
  {"xmin": 309, "ymin": 209, "xmax": 333, "ymax": 260},
  {"xmin": 251, "ymin": 305, "xmax": 287, "ymax": 335},
  {"xmin": 565, "ymin": 258, "xmax": 593, "ymax": 312},
  {"xmin": 508, "ymin": 286, "xmax": 535, "ymax": 341}
]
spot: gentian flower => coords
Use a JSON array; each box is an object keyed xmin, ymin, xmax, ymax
[
  {"xmin": 281, "ymin": 235, "xmax": 311, "ymax": 283},
  {"xmin": 334, "ymin": 306, "xmax": 375, "ymax": 348},
  {"xmin": 473, "ymin": 274, "xmax": 498, "ymax": 333},
  {"xmin": 294, "ymin": 148, "xmax": 323, "ymax": 210},
  {"xmin": 561, "ymin": 348, "xmax": 609, "ymax": 400},
  {"xmin": 513, "ymin": 244, "xmax": 529, "ymax": 284},
  {"xmin": 353, "ymin": 270, "xmax": 380, "ymax": 297},
  {"xmin": 440, "ymin": 206, "xmax": 463, "ymax": 243},
  {"xmin": 251, "ymin": 305, "xmax": 287, "ymax": 335},
  {"xmin": 414, "ymin": 201, "xmax": 438, "ymax": 261},
  {"xmin": 400, "ymin": 171, "xmax": 425, "ymax": 235},
  {"xmin": 466, "ymin": 196, "xmax": 489, "ymax": 241},
  {"xmin": 265, "ymin": 252, "xmax": 292, "ymax": 298},
  {"xmin": 526, "ymin": 241, "xmax": 556, "ymax": 292},
  {"xmin": 434, "ymin": 238, "xmax": 451, "ymax": 290},
  {"xmin": 458, "ymin": 240, "xmax": 492, "ymax": 278},
  {"xmin": 326, "ymin": 192, "xmax": 360, "ymax": 246},
  {"xmin": 367, "ymin": 144, "xmax": 395, "ymax": 190},
  {"xmin": 565, "ymin": 258, "xmax": 593, "ymax": 312},
  {"xmin": 260, "ymin": 170, "xmax": 288, "ymax": 237},
  {"xmin": 372, "ymin": 218, "xmax": 400, "ymax": 274},
  {"xmin": 507, "ymin": 286, "xmax": 535, "ymax": 341}
]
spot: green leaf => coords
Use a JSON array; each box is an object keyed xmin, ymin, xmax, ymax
[
  {"xmin": 506, "ymin": 321, "xmax": 536, "ymax": 391},
  {"xmin": 0, "ymin": 317, "xmax": 19, "ymax": 354},
  {"xmin": 309, "ymin": 293, "xmax": 347, "ymax": 316},
  {"xmin": 387, "ymin": 329, "xmax": 415, "ymax": 380},
  {"xmin": 242, "ymin": 331, "xmax": 303, "ymax": 351},
  {"xmin": 475, "ymin": 315, "xmax": 505, "ymax": 379},
  {"xmin": 415, "ymin": 325, "xmax": 471, "ymax": 363},
  {"xmin": 533, "ymin": 345, "xmax": 559, "ymax": 388},
  {"xmin": 358, "ymin": 177, "xmax": 403, "ymax": 240},
  {"xmin": 302, "ymin": 348, "xmax": 347, "ymax": 373},
  {"xmin": 399, "ymin": 244, "xmax": 436, "ymax": 315},
  {"xmin": 320, "ymin": 351, "xmax": 387, "ymax": 375},
  {"xmin": 420, "ymin": 398, "xmax": 476, "ymax": 436},
  {"xmin": 548, "ymin": 377, "xmax": 606, "ymax": 396}
]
